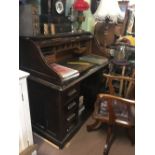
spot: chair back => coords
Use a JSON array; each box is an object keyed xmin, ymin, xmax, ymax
[
  {"xmin": 95, "ymin": 71, "xmax": 135, "ymax": 126},
  {"xmin": 104, "ymin": 69, "xmax": 135, "ymax": 99}
]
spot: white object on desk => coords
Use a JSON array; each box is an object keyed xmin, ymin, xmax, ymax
[{"xmin": 19, "ymin": 70, "xmax": 36, "ymax": 155}]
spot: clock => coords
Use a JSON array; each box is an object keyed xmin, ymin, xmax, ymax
[
  {"xmin": 40, "ymin": 0, "xmax": 71, "ymax": 34},
  {"xmin": 41, "ymin": 0, "xmax": 66, "ymax": 16},
  {"xmin": 55, "ymin": 0, "xmax": 64, "ymax": 14}
]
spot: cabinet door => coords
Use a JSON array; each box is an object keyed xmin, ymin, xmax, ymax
[
  {"xmin": 19, "ymin": 78, "xmax": 34, "ymax": 154},
  {"xmin": 45, "ymin": 89, "xmax": 61, "ymax": 139},
  {"xmin": 27, "ymin": 79, "xmax": 46, "ymax": 129}
]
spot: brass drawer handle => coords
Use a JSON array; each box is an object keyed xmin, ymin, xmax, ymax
[
  {"xmin": 67, "ymin": 113, "xmax": 76, "ymax": 122},
  {"xmin": 67, "ymin": 101, "xmax": 76, "ymax": 110},
  {"xmin": 67, "ymin": 89, "xmax": 77, "ymax": 97}
]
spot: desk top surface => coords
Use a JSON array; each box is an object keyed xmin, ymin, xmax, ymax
[{"xmin": 28, "ymin": 61, "xmax": 108, "ymax": 91}]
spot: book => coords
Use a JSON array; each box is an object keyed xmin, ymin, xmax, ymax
[
  {"xmin": 50, "ymin": 63, "xmax": 80, "ymax": 81},
  {"xmin": 79, "ymin": 54, "xmax": 108, "ymax": 65}
]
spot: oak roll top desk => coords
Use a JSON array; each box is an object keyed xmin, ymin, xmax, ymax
[{"xmin": 19, "ymin": 32, "xmax": 108, "ymax": 148}]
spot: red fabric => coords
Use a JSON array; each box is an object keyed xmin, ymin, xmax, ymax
[{"xmin": 73, "ymin": 0, "xmax": 89, "ymax": 12}]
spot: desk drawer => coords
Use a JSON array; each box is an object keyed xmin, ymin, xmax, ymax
[
  {"xmin": 63, "ymin": 101, "xmax": 79, "ymax": 134},
  {"xmin": 62, "ymin": 84, "xmax": 80, "ymax": 103},
  {"xmin": 65, "ymin": 113, "xmax": 78, "ymax": 134},
  {"xmin": 66, "ymin": 120, "xmax": 78, "ymax": 133},
  {"xmin": 66, "ymin": 112, "xmax": 77, "ymax": 123},
  {"xmin": 64, "ymin": 98, "xmax": 78, "ymax": 112}
]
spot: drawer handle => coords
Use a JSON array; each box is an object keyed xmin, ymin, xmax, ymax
[
  {"xmin": 67, "ymin": 124, "xmax": 75, "ymax": 132},
  {"xmin": 67, "ymin": 89, "xmax": 77, "ymax": 97},
  {"xmin": 67, "ymin": 101, "xmax": 76, "ymax": 110},
  {"xmin": 67, "ymin": 113, "xmax": 76, "ymax": 122}
]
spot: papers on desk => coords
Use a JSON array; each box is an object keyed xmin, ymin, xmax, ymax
[
  {"xmin": 79, "ymin": 54, "xmax": 108, "ymax": 65},
  {"xmin": 66, "ymin": 61, "xmax": 95, "ymax": 73},
  {"xmin": 50, "ymin": 63, "xmax": 80, "ymax": 81},
  {"xmin": 50, "ymin": 54, "xmax": 108, "ymax": 81}
]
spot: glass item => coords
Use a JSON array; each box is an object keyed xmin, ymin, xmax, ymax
[
  {"xmin": 44, "ymin": 23, "xmax": 49, "ymax": 35},
  {"xmin": 73, "ymin": 0, "xmax": 89, "ymax": 12},
  {"xmin": 68, "ymin": 7, "xmax": 76, "ymax": 32},
  {"xmin": 76, "ymin": 12, "xmax": 85, "ymax": 31},
  {"xmin": 73, "ymin": 0, "xmax": 89, "ymax": 31},
  {"xmin": 114, "ymin": 44, "xmax": 126, "ymax": 61},
  {"xmin": 50, "ymin": 23, "xmax": 55, "ymax": 35}
]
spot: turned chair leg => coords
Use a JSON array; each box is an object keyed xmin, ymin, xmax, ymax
[
  {"xmin": 103, "ymin": 126, "xmax": 115, "ymax": 155},
  {"xmin": 87, "ymin": 120, "xmax": 102, "ymax": 131}
]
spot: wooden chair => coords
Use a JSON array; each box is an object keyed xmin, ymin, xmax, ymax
[{"xmin": 87, "ymin": 72, "xmax": 135, "ymax": 155}]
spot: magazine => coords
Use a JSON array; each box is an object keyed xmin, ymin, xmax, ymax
[{"xmin": 50, "ymin": 63, "xmax": 80, "ymax": 81}]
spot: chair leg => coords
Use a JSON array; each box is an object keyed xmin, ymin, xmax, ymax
[
  {"xmin": 87, "ymin": 120, "xmax": 102, "ymax": 131},
  {"xmin": 103, "ymin": 126, "xmax": 115, "ymax": 155}
]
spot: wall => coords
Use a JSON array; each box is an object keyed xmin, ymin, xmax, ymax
[{"xmin": 82, "ymin": 0, "xmax": 95, "ymax": 33}]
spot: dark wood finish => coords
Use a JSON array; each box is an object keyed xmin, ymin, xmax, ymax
[
  {"xmin": 41, "ymin": 0, "xmax": 66, "ymax": 16},
  {"xmin": 87, "ymin": 72, "xmax": 135, "ymax": 155},
  {"xmin": 40, "ymin": 0, "xmax": 71, "ymax": 34},
  {"xmin": 20, "ymin": 32, "xmax": 109, "ymax": 148},
  {"xmin": 27, "ymin": 68, "xmax": 105, "ymax": 148},
  {"xmin": 20, "ymin": 32, "xmax": 93, "ymax": 85}
]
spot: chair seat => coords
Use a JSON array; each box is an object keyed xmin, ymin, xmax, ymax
[{"xmin": 94, "ymin": 98, "xmax": 134, "ymax": 127}]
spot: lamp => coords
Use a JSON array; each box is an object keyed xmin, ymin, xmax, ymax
[
  {"xmin": 93, "ymin": 0, "xmax": 123, "ymax": 56},
  {"xmin": 73, "ymin": 0, "xmax": 89, "ymax": 31},
  {"xmin": 94, "ymin": 0, "xmax": 123, "ymax": 24}
]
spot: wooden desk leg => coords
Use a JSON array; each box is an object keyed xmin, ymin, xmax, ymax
[{"xmin": 119, "ymin": 66, "xmax": 126, "ymax": 96}]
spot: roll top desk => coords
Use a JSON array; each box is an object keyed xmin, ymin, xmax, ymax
[{"xmin": 19, "ymin": 32, "xmax": 108, "ymax": 148}]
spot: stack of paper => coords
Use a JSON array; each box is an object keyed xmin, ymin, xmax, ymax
[{"xmin": 50, "ymin": 63, "xmax": 80, "ymax": 81}]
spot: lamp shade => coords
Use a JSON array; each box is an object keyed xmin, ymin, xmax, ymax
[
  {"xmin": 73, "ymin": 0, "xmax": 89, "ymax": 12},
  {"xmin": 94, "ymin": 0, "xmax": 123, "ymax": 23}
]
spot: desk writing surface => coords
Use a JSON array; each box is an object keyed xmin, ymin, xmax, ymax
[
  {"xmin": 57, "ymin": 57, "xmax": 96, "ymax": 74},
  {"xmin": 29, "ymin": 60, "xmax": 108, "ymax": 91}
]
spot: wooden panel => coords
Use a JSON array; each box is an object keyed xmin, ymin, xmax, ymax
[
  {"xmin": 45, "ymin": 55, "xmax": 56, "ymax": 64},
  {"xmin": 19, "ymin": 72, "xmax": 36, "ymax": 155}
]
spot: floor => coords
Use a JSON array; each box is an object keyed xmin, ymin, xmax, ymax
[{"xmin": 33, "ymin": 117, "xmax": 135, "ymax": 155}]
